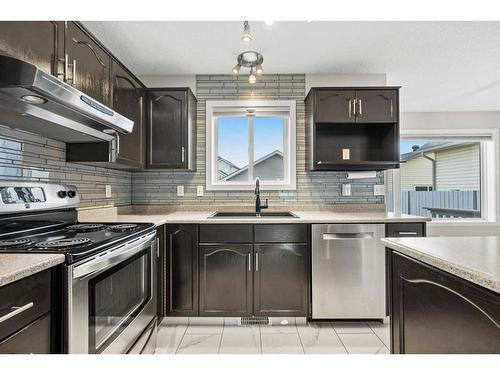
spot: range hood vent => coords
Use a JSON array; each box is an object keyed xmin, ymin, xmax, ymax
[{"xmin": 0, "ymin": 54, "xmax": 133, "ymax": 143}]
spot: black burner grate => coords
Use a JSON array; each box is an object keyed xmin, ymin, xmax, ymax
[
  {"xmin": 35, "ymin": 238, "xmax": 92, "ymax": 249},
  {"xmin": 67, "ymin": 223, "xmax": 105, "ymax": 232},
  {"xmin": 0, "ymin": 238, "xmax": 34, "ymax": 249},
  {"xmin": 108, "ymin": 224, "xmax": 138, "ymax": 232}
]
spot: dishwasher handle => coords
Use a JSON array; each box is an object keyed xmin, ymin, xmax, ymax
[{"xmin": 322, "ymin": 232, "xmax": 374, "ymax": 240}]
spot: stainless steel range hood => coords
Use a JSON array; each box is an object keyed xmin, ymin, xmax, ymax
[{"xmin": 0, "ymin": 54, "xmax": 133, "ymax": 143}]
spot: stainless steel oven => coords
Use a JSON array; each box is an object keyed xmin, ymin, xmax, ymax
[{"xmin": 65, "ymin": 231, "xmax": 157, "ymax": 354}]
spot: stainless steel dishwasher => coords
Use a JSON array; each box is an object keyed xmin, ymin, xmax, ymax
[{"xmin": 312, "ymin": 223, "xmax": 386, "ymax": 319}]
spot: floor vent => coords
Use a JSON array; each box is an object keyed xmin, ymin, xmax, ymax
[{"xmin": 240, "ymin": 317, "xmax": 270, "ymax": 326}]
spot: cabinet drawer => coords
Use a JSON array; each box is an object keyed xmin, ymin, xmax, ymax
[
  {"xmin": 0, "ymin": 269, "xmax": 51, "ymax": 341},
  {"xmin": 386, "ymin": 222, "xmax": 425, "ymax": 237},
  {"xmin": 199, "ymin": 224, "xmax": 253, "ymax": 243},
  {"xmin": 0, "ymin": 313, "xmax": 51, "ymax": 354},
  {"xmin": 254, "ymin": 224, "xmax": 309, "ymax": 243}
]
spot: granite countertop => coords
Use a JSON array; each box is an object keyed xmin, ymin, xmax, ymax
[
  {"xmin": 0, "ymin": 254, "xmax": 65, "ymax": 288},
  {"xmin": 382, "ymin": 236, "xmax": 500, "ymax": 294},
  {"xmin": 79, "ymin": 207, "xmax": 430, "ymax": 227}
]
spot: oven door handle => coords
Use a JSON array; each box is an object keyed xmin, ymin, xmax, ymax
[{"xmin": 73, "ymin": 231, "xmax": 156, "ymax": 280}]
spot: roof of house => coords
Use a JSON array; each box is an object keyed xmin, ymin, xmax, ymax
[
  {"xmin": 223, "ymin": 150, "xmax": 283, "ymax": 180},
  {"xmin": 217, "ymin": 156, "xmax": 240, "ymax": 170},
  {"xmin": 401, "ymin": 141, "xmax": 477, "ymax": 162}
]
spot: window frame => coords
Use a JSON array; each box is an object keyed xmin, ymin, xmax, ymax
[
  {"xmin": 206, "ymin": 100, "xmax": 296, "ymax": 191},
  {"xmin": 387, "ymin": 128, "xmax": 498, "ymax": 225}
]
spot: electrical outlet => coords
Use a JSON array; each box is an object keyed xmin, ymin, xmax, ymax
[
  {"xmin": 105, "ymin": 185, "xmax": 112, "ymax": 198},
  {"xmin": 197, "ymin": 186, "xmax": 204, "ymax": 197},
  {"xmin": 342, "ymin": 184, "xmax": 351, "ymax": 196},
  {"xmin": 177, "ymin": 185, "xmax": 184, "ymax": 197},
  {"xmin": 374, "ymin": 184, "xmax": 385, "ymax": 196},
  {"xmin": 342, "ymin": 148, "xmax": 350, "ymax": 160}
]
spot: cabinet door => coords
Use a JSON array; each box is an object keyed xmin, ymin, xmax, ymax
[
  {"xmin": 390, "ymin": 252, "xmax": 500, "ymax": 354},
  {"xmin": 199, "ymin": 244, "xmax": 253, "ymax": 317},
  {"xmin": 356, "ymin": 90, "xmax": 398, "ymax": 123},
  {"xmin": 0, "ymin": 21, "xmax": 61, "ymax": 76},
  {"xmin": 0, "ymin": 314, "xmax": 51, "ymax": 354},
  {"xmin": 166, "ymin": 224, "xmax": 198, "ymax": 316},
  {"xmin": 254, "ymin": 244, "xmax": 310, "ymax": 317},
  {"xmin": 65, "ymin": 22, "xmax": 111, "ymax": 105},
  {"xmin": 156, "ymin": 225, "xmax": 166, "ymax": 317},
  {"xmin": 112, "ymin": 61, "xmax": 145, "ymax": 168},
  {"xmin": 314, "ymin": 90, "xmax": 355, "ymax": 123},
  {"xmin": 147, "ymin": 90, "xmax": 187, "ymax": 168}
]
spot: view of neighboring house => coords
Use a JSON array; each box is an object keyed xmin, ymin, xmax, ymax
[
  {"xmin": 217, "ymin": 156, "xmax": 240, "ymax": 180},
  {"xmin": 388, "ymin": 141, "xmax": 481, "ymax": 191},
  {"xmin": 387, "ymin": 141, "xmax": 481, "ymax": 218},
  {"xmin": 219, "ymin": 150, "xmax": 284, "ymax": 182}
]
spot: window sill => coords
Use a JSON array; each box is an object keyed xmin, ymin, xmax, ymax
[{"xmin": 428, "ymin": 219, "xmax": 499, "ymax": 227}]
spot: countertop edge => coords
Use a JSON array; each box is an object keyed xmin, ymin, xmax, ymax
[
  {"xmin": 0, "ymin": 254, "xmax": 65, "ymax": 288},
  {"xmin": 381, "ymin": 238, "xmax": 500, "ymax": 294}
]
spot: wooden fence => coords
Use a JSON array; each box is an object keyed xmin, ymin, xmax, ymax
[{"xmin": 386, "ymin": 190, "xmax": 480, "ymax": 217}]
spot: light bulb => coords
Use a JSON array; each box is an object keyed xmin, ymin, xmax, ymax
[
  {"xmin": 255, "ymin": 64, "xmax": 263, "ymax": 74},
  {"xmin": 232, "ymin": 64, "xmax": 241, "ymax": 74},
  {"xmin": 241, "ymin": 21, "xmax": 252, "ymax": 42},
  {"xmin": 249, "ymin": 72, "xmax": 257, "ymax": 84}
]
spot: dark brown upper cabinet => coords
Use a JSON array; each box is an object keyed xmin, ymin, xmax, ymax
[
  {"xmin": 0, "ymin": 21, "xmax": 62, "ymax": 77},
  {"xmin": 146, "ymin": 88, "xmax": 197, "ymax": 170},
  {"xmin": 111, "ymin": 61, "xmax": 145, "ymax": 168},
  {"xmin": 65, "ymin": 22, "xmax": 111, "ymax": 106},
  {"xmin": 306, "ymin": 87, "xmax": 400, "ymax": 171},
  {"xmin": 166, "ymin": 224, "xmax": 198, "ymax": 316}
]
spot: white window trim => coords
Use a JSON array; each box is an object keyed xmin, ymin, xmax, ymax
[
  {"xmin": 388, "ymin": 128, "xmax": 498, "ymax": 225},
  {"xmin": 206, "ymin": 100, "xmax": 297, "ymax": 191}
]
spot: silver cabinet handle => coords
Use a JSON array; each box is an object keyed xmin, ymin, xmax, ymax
[
  {"xmin": 255, "ymin": 253, "xmax": 259, "ymax": 271},
  {"xmin": 72, "ymin": 59, "xmax": 77, "ymax": 85},
  {"xmin": 0, "ymin": 302, "xmax": 34, "ymax": 323},
  {"xmin": 348, "ymin": 99, "xmax": 352, "ymax": 118},
  {"xmin": 352, "ymin": 98, "xmax": 357, "ymax": 117},
  {"xmin": 397, "ymin": 231, "xmax": 418, "ymax": 236},
  {"xmin": 181, "ymin": 147, "xmax": 185, "ymax": 163},
  {"xmin": 323, "ymin": 232, "xmax": 374, "ymax": 240},
  {"xmin": 156, "ymin": 238, "xmax": 160, "ymax": 258},
  {"xmin": 358, "ymin": 99, "xmax": 363, "ymax": 117},
  {"xmin": 248, "ymin": 253, "xmax": 251, "ymax": 271},
  {"xmin": 390, "ymin": 99, "xmax": 394, "ymax": 119},
  {"xmin": 64, "ymin": 53, "xmax": 69, "ymax": 82}
]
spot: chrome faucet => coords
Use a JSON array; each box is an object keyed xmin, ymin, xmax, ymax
[{"xmin": 254, "ymin": 177, "xmax": 269, "ymax": 213}]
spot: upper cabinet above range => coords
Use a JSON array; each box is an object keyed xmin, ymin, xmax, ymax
[{"xmin": 311, "ymin": 87, "xmax": 399, "ymax": 124}]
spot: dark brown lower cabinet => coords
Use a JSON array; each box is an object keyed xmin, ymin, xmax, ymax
[
  {"xmin": 156, "ymin": 225, "xmax": 166, "ymax": 317},
  {"xmin": 199, "ymin": 244, "xmax": 253, "ymax": 317},
  {"xmin": 0, "ymin": 314, "xmax": 51, "ymax": 354},
  {"xmin": 166, "ymin": 224, "xmax": 198, "ymax": 316},
  {"xmin": 254, "ymin": 244, "xmax": 309, "ymax": 317},
  {"xmin": 389, "ymin": 251, "xmax": 500, "ymax": 354}
]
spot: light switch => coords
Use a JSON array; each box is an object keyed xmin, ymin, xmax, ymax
[
  {"xmin": 105, "ymin": 185, "xmax": 112, "ymax": 198},
  {"xmin": 177, "ymin": 185, "xmax": 184, "ymax": 197},
  {"xmin": 342, "ymin": 184, "xmax": 351, "ymax": 196},
  {"xmin": 197, "ymin": 186, "xmax": 204, "ymax": 197},
  {"xmin": 374, "ymin": 184, "xmax": 385, "ymax": 196}
]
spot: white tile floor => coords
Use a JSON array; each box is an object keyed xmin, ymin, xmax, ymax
[{"xmin": 155, "ymin": 317, "xmax": 390, "ymax": 354}]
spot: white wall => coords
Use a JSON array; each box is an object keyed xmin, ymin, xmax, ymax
[
  {"xmin": 138, "ymin": 75, "xmax": 196, "ymax": 95},
  {"xmin": 401, "ymin": 111, "xmax": 500, "ymax": 237},
  {"xmin": 305, "ymin": 74, "xmax": 387, "ymax": 94}
]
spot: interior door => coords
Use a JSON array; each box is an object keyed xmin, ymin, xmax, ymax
[
  {"xmin": 65, "ymin": 22, "xmax": 110, "ymax": 105},
  {"xmin": 147, "ymin": 90, "xmax": 187, "ymax": 168},
  {"xmin": 254, "ymin": 244, "xmax": 309, "ymax": 317},
  {"xmin": 0, "ymin": 21, "xmax": 61, "ymax": 76},
  {"xmin": 112, "ymin": 61, "xmax": 145, "ymax": 168},
  {"xmin": 355, "ymin": 89, "xmax": 398, "ymax": 123},
  {"xmin": 199, "ymin": 244, "xmax": 253, "ymax": 317},
  {"xmin": 314, "ymin": 90, "xmax": 356, "ymax": 123}
]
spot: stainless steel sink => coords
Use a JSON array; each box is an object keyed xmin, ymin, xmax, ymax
[{"xmin": 208, "ymin": 211, "xmax": 298, "ymax": 218}]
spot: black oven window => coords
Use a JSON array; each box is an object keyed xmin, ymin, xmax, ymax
[{"xmin": 88, "ymin": 249, "xmax": 151, "ymax": 353}]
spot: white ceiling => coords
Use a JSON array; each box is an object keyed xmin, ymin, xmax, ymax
[{"xmin": 83, "ymin": 21, "xmax": 500, "ymax": 112}]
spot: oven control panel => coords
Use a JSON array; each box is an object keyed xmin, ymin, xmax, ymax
[{"xmin": 0, "ymin": 182, "xmax": 80, "ymax": 214}]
